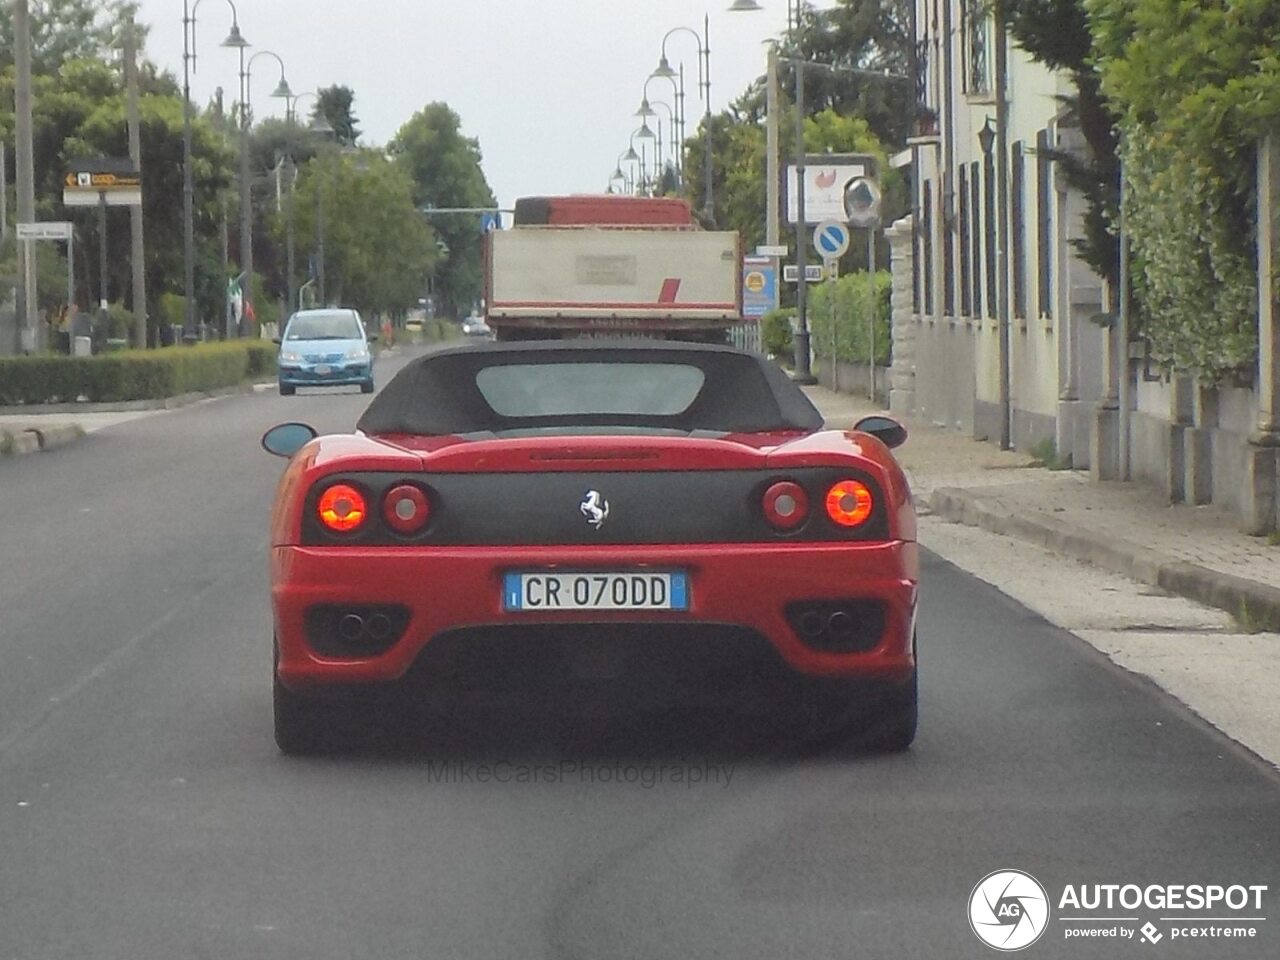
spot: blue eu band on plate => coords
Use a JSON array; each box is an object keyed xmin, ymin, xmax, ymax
[{"xmin": 504, "ymin": 572, "xmax": 689, "ymax": 612}]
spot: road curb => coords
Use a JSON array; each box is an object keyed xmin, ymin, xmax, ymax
[
  {"xmin": 930, "ymin": 486, "xmax": 1280, "ymax": 632},
  {"xmin": 0, "ymin": 424, "xmax": 88, "ymax": 459}
]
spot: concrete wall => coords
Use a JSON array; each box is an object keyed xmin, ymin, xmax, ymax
[
  {"xmin": 815, "ymin": 357, "xmax": 890, "ymax": 407},
  {"xmin": 916, "ymin": 316, "xmax": 977, "ymax": 431}
]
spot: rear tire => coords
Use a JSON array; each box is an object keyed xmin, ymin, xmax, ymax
[
  {"xmin": 273, "ymin": 672, "xmax": 335, "ymax": 755},
  {"xmin": 867, "ymin": 666, "xmax": 918, "ymax": 753},
  {"xmin": 278, "ymin": 383, "xmax": 296, "ymax": 396},
  {"xmin": 360, "ymin": 380, "xmax": 374, "ymax": 394}
]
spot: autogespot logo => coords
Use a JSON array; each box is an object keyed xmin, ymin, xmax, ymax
[{"xmin": 969, "ymin": 869, "xmax": 1051, "ymax": 951}]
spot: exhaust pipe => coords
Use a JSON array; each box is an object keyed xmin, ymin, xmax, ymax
[
  {"xmin": 338, "ymin": 613, "xmax": 366, "ymax": 643},
  {"xmin": 366, "ymin": 613, "xmax": 393, "ymax": 643},
  {"xmin": 798, "ymin": 609, "xmax": 825, "ymax": 638},
  {"xmin": 827, "ymin": 610, "xmax": 855, "ymax": 640}
]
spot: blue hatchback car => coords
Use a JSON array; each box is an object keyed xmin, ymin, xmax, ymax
[{"xmin": 276, "ymin": 309, "xmax": 376, "ymax": 396}]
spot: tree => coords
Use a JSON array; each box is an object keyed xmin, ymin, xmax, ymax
[
  {"xmin": 0, "ymin": 0, "xmax": 144, "ymax": 75},
  {"xmin": 1, "ymin": 56, "xmax": 233, "ymax": 333},
  {"xmin": 283, "ymin": 149, "xmax": 439, "ymax": 318},
  {"xmin": 1002, "ymin": 1, "xmax": 1120, "ymax": 293},
  {"xmin": 313, "ymin": 84, "xmax": 361, "ymax": 147},
  {"xmin": 771, "ymin": 0, "xmax": 918, "ymax": 150},
  {"xmin": 389, "ymin": 103, "xmax": 498, "ymax": 319},
  {"xmin": 1083, "ymin": 0, "xmax": 1280, "ymax": 378}
]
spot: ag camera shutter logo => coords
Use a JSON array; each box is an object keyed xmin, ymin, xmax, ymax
[{"xmin": 969, "ymin": 869, "xmax": 1050, "ymax": 951}]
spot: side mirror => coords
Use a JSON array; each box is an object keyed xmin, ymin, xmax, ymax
[
  {"xmin": 853, "ymin": 415, "xmax": 907, "ymax": 450},
  {"xmin": 261, "ymin": 421, "xmax": 318, "ymax": 458},
  {"xmin": 272, "ymin": 337, "xmax": 282, "ymax": 345},
  {"xmin": 367, "ymin": 333, "xmax": 380, "ymax": 343}
]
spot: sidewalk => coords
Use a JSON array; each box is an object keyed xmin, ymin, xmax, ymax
[{"xmin": 805, "ymin": 385, "xmax": 1280, "ymax": 632}]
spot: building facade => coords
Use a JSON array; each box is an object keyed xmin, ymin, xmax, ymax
[{"xmin": 894, "ymin": 0, "xmax": 1108, "ymax": 467}]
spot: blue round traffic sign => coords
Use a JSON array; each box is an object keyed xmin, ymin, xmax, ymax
[{"xmin": 813, "ymin": 220, "xmax": 851, "ymax": 259}]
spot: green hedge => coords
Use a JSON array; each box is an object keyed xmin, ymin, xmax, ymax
[
  {"xmin": 761, "ymin": 308, "xmax": 795, "ymax": 361},
  {"xmin": 0, "ymin": 341, "xmax": 278, "ymax": 405},
  {"xmin": 808, "ymin": 271, "xmax": 892, "ymax": 366}
]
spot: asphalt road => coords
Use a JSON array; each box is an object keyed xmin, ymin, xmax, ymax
[{"xmin": 1, "ymin": 346, "xmax": 1277, "ymax": 959}]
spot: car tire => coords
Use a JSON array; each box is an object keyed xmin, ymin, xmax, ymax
[
  {"xmin": 360, "ymin": 380, "xmax": 374, "ymax": 394},
  {"xmin": 279, "ymin": 383, "xmax": 296, "ymax": 396},
  {"xmin": 273, "ymin": 672, "xmax": 335, "ymax": 755},
  {"xmin": 867, "ymin": 665, "xmax": 918, "ymax": 753}
]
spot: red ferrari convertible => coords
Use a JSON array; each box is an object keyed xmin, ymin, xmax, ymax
[{"xmin": 263, "ymin": 341, "xmax": 918, "ymax": 753}]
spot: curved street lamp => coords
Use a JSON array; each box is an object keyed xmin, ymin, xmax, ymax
[
  {"xmin": 653, "ymin": 19, "xmax": 714, "ymax": 220},
  {"xmin": 235, "ymin": 50, "xmax": 294, "ymax": 334},
  {"xmin": 636, "ymin": 94, "xmax": 678, "ymax": 188},
  {"xmin": 182, "ymin": 0, "xmax": 247, "ymax": 338},
  {"xmin": 644, "ymin": 72, "xmax": 685, "ymax": 185}
]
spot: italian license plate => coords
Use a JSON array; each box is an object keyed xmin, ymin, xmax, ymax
[
  {"xmin": 313, "ymin": 364, "xmax": 332, "ymax": 375},
  {"xmin": 504, "ymin": 571, "xmax": 688, "ymax": 612}
]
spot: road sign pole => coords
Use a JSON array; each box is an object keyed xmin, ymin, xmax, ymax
[
  {"xmin": 827, "ymin": 261, "xmax": 837, "ymax": 391},
  {"xmin": 98, "ymin": 191, "xmax": 109, "ymax": 339},
  {"xmin": 67, "ymin": 233, "xmax": 75, "ymax": 313},
  {"xmin": 868, "ymin": 226, "xmax": 877, "ymax": 402}
]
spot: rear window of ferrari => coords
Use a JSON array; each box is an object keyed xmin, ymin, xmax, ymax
[{"xmin": 475, "ymin": 363, "xmax": 705, "ymax": 418}]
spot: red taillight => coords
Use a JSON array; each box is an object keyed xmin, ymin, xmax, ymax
[
  {"xmin": 382, "ymin": 484, "xmax": 431, "ymax": 535},
  {"xmin": 762, "ymin": 481, "xmax": 810, "ymax": 530},
  {"xmin": 825, "ymin": 479, "xmax": 874, "ymax": 528},
  {"xmin": 317, "ymin": 483, "xmax": 367, "ymax": 533}
]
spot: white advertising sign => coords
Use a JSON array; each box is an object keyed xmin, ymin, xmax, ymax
[{"xmin": 786, "ymin": 163, "xmax": 865, "ymax": 224}]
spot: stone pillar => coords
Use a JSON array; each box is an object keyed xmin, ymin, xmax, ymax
[
  {"xmin": 886, "ymin": 215, "xmax": 917, "ymax": 418},
  {"xmin": 1244, "ymin": 131, "xmax": 1280, "ymax": 533}
]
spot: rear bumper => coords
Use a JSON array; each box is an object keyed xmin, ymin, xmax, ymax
[
  {"xmin": 272, "ymin": 541, "xmax": 918, "ymax": 689},
  {"xmin": 278, "ymin": 362, "xmax": 372, "ymax": 387}
]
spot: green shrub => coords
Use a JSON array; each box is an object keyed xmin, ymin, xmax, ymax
[
  {"xmin": 0, "ymin": 341, "xmax": 276, "ymax": 405},
  {"xmin": 1086, "ymin": 0, "xmax": 1280, "ymax": 379},
  {"xmin": 761, "ymin": 308, "xmax": 795, "ymax": 360},
  {"xmin": 808, "ymin": 271, "xmax": 892, "ymax": 366},
  {"xmin": 157, "ymin": 292, "xmax": 187, "ymax": 328},
  {"xmin": 244, "ymin": 340, "xmax": 278, "ymax": 378}
]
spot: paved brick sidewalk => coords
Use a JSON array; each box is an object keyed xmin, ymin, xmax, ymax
[{"xmin": 804, "ymin": 385, "xmax": 1280, "ymax": 627}]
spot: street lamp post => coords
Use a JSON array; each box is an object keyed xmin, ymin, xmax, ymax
[
  {"xmin": 636, "ymin": 96, "xmax": 677, "ymax": 190},
  {"xmin": 653, "ymin": 16, "xmax": 714, "ymax": 223},
  {"xmin": 236, "ymin": 50, "xmax": 292, "ymax": 337},
  {"xmin": 613, "ymin": 148, "xmax": 638, "ymax": 195},
  {"xmin": 283, "ymin": 91, "xmax": 329, "ymax": 312},
  {"xmin": 182, "ymin": 0, "xmax": 246, "ymax": 339},
  {"xmin": 632, "ymin": 120, "xmax": 657, "ymax": 194}
]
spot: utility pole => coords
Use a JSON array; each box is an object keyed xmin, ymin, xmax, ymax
[
  {"xmin": 285, "ymin": 157, "xmax": 297, "ymax": 313},
  {"xmin": 765, "ymin": 43, "xmax": 780, "ymax": 247},
  {"xmin": 124, "ymin": 16, "xmax": 148, "ymax": 348},
  {"xmin": 792, "ymin": 59, "xmax": 815, "ymax": 383},
  {"xmin": 14, "ymin": 0, "xmax": 37, "ymax": 354}
]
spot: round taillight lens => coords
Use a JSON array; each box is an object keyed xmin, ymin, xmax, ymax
[
  {"xmin": 382, "ymin": 484, "xmax": 431, "ymax": 535},
  {"xmin": 762, "ymin": 481, "xmax": 810, "ymax": 530},
  {"xmin": 317, "ymin": 483, "xmax": 367, "ymax": 533},
  {"xmin": 825, "ymin": 479, "xmax": 874, "ymax": 528}
]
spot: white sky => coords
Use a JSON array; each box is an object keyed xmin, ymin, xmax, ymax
[{"xmin": 134, "ymin": 1, "xmax": 838, "ymax": 210}]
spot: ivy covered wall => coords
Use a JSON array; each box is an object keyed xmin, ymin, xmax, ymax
[{"xmin": 1085, "ymin": 0, "xmax": 1280, "ymax": 382}]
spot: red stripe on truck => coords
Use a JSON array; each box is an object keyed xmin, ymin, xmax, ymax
[{"xmin": 658, "ymin": 278, "xmax": 682, "ymax": 304}]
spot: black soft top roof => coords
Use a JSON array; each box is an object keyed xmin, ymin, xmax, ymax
[{"xmin": 356, "ymin": 340, "xmax": 824, "ymax": 436}]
